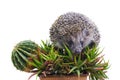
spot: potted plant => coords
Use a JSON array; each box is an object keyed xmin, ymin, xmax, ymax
[{"xmin": 11, "ymin": 40, "xmax": 109, "ymax": 80}]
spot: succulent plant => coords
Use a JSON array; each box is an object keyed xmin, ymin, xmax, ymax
[
  {"xmin": 31, "ymin": 41, "xmax": 109, "ymax": 80},
  {"xmin": 11, "ymin": 40, "xmax": 41, "ymax": 72},
  {"xmin": 11, "ymin": 40, "xmax": 109, "ymax": 80}
]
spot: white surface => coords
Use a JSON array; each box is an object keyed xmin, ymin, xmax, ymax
[{"xmin": 0, "ymin": 0, "xmax": 120, "ymax": 80}]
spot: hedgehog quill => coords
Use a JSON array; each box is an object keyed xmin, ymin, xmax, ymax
[{"xmin": 50, "ymin": 12, "xmax": 100, "ymax": 54}]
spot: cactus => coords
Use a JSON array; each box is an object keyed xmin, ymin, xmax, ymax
[{"xmin": 11, "ymin": 40, "xmax": 41, "ymax": 72}]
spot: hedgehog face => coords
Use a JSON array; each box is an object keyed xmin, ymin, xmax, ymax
[
  {"xmin": 67, "ymin": 37, "xmax": 83, "ymax": 54},
  {"xmin": 65, "ymin": 30, "xmax": 93, "ymax": 54}
]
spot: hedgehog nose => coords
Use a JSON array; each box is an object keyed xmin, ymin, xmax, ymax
[{"xmin": 75, "ymin": 49, "xmax": 81, "ymax": 54}]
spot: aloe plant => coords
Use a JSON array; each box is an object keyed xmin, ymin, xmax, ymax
[
  {"xmin": 83, "ymin": 46, "xmax": 109, "ymax": 80},
  {"xmin": 11, "ymin": 40, "xmax": 109, "ymax": 80}
]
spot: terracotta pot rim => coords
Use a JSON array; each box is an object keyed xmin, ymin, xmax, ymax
[
  {"xmin": 39, "ymin": 74, "xmax": 88, "ymax": 80},
  {"xmin": 40, "ymin": 74, "xmax": 88, "ymax": 78}
]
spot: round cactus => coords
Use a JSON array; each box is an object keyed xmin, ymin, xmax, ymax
[{"xmin": 11, "ymin": 40, "xmax": 41, "ymax": 72}]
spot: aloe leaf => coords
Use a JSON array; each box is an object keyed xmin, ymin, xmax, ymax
[
  {"xmin": 78, "ymin": 60, "xmax": 87, "ymax": 68},
  {"xmin": 64, "ymin": 45, "xmax": 73, "ymax": 59},
  {"xmin": 76, "ymin": 70, "xmax": 80, "ymax": 76},
  {"xmin": 69, "ymin": 66, "xmax": 77, "ymax": 74},
  {"xmin": 40, "ymin": 53, "xmax": 49, "ymax": 60}
]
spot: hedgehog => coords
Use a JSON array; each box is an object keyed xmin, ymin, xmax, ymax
[{"xmin": 50, "ymin": 12, "xmax": 100, "ymax": 54}]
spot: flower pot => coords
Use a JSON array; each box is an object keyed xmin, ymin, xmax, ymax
[{"xmin": 39, "ymin": 74, "xmax": 88, "ymax": 80}]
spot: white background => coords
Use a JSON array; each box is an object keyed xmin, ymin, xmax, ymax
[{"xmin": 0, "ymin": 0, "xmax": 119, "ymax": 80}]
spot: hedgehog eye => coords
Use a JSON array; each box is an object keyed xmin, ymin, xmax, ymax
[
  {"xmin": 68, "ymin": 40, "xmax": 73, "ymax": 46},
  {"xmin": 80, "ymin": 41, "xmax": 84, "ymax": 46}
]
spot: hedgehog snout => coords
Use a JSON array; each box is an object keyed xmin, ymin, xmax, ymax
[
  {"xmin": 72, "ymin": 45, "xmax": 83, "ymax": 54},
  {"xmin": 74, "ymin": 49, "xmax": 82, "ymax": 54}
]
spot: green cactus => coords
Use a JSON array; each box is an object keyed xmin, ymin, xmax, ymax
[{"xmin": 11, "ymin": 40, "xmax": 41, "ymax": 72}]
